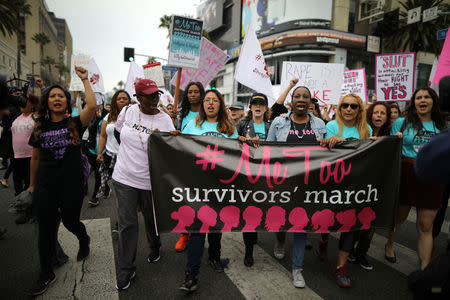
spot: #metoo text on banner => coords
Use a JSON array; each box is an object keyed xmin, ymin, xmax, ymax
[
  {"xmin": 170, "ymin": 37, "xmax": 229, "ymax": 90},
  {"xmin": 281, "ymin": 62, "xmax": 345, "ymax": 106},
  {"xmin": 375, "ymin": 52, "xmax": 416, "ymax": 101},
  {"xmin": 149, "ymin": 133, "xmax": 402, "ymax": 234}
]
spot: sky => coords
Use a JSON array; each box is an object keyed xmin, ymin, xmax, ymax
[{"xmin": 45, "ymin": 0, "xmax": 202, "ymax": 93}]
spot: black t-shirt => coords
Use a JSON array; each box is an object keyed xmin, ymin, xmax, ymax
[
  {"xmin": 286, "ymin": 120, "xmax": 317, "ymax": 143},
  {"xmin": 29, "ymin": 116, "xmax": 86, "ymax": 186}
]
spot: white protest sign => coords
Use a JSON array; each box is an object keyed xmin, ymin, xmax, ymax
[
  {"xmin": 69, "ymin": 53, "xmax": 90, "ymax": 91},
  {"xmin": 170, "ymin": 37, "xmax": 229, "ymax": 90},
  {"xmin": 341, "ymin": 68, "xmax": 367, "ymax": 102},
  {"xmin": 159, "ymin": 88, "xmax": 174, "ymax": 106},
  {"xmin": 143, "ymin": 62, "xmax": 165, "ymax": 87},
  {"xmin": 234, "ymin": 24, "xmax": 274, "ymax": 102},
  {"xmin": 375, "ymin": 52, "xmax": 416, "ymax": 101},
  {"xmin": 125, "ymin": 62, "xmax": 145, "ymax": 101},
  {"xmin": 88, "ymin": 58, "xmax": 105, "ymax": 95},
  {"xmin": 429, "ymin": 57, "xmax": 439, "ymax": 95},
  {"xmin": 280, "ymin": 62, "xmax": 345, "ymax": 105}
]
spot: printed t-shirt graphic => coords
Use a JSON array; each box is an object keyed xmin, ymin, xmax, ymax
[
  {"xmin": 286, "ymin": 120, "xmax": 316, "ymax": 142},
  {"xmin": 253, "ymin": 122, "xmax": 266, "ymax": 140}
]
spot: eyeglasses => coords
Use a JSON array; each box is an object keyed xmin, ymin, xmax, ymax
[
  {"xmin": 341, "ymin": 103, "xmax": 359, "ymax": 110},
  {"xmin": 204, "ymin": 98, "xmax": 220, "ymax": 104}
]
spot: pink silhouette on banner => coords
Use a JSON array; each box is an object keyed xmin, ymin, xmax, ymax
[
  {"xmin": 220, "ymin": 206, "xmax": 241, "ymax": 232},
  {"xmin": 358, "ymin": 207, "xmax": 376, "ymax": 230},
  {"xmin": 336, "ymin": 209, "xmax": 357, "ymax": 232},
  {"xmin": 242, "ymin": 206, "xmax": 263, "ymax": 232},
  {"xmin": 265, "ymin": 206, "xmax": 286, "ymax": 232},
  {"xmin": 311, "ymin": 209, "xmax": 335, "ymax": 233},
  {"xmin": 171, "ymin": 206, "xmax": 195, "ymax": 233},
  {"xmin": 198, "ymin": 205, "xmax": 218, "ymax": 233},
  {"xmin": 288, "ymin": 207, "xmax": 309, "ymax": 232}
]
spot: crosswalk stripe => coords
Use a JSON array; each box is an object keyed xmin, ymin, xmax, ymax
[
  {"xmin": 221, "ymin": 233, "xmax": 323, "ymax": 300},
  {"xmin": 38, "ymin": 218, "xmax": 118, "ymax": 300}
]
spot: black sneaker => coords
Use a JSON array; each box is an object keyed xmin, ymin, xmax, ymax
[
  {"xmin": 179, "ymin": 271, "xmax": 198, "ymax": 292},
  {"xmin": 347, "ymin": 250, "xmax": 356, "ymax": 263},
  {"xmin": 147, "ymin": 247, "xmax": 160, "ymax": 263},
  {"xmin": 209, "ymin": 258, "xmax": 224, "ymax": 272},
  {"xmin": 88, "ymin": 198, "xmax": 99, "ymax": 207},
  {"xmin": 112, "ymin": 222, "xmax": 119, "ymax": 234},
  {"xmin": 77, "ymin": 235, "xmax": 90, "ymax": 261},
  {"xmin": 27, "ymin": 273, "xmax": 56, "ymax": 296},
  {"xmin": 358, "ymin": 254, "xmax": 373, "ymax": 271},
  {"xmin": 115, "ymin": 271, "xmax": 135, "ymax": 290}
]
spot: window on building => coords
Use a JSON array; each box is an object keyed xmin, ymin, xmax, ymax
[
  {"xmin": 2, "ymin": 56, "xmax": 5, "ymax": 64},
  {"xmin": 223, "ymin": 2, "xmax": 233, "ymax": 29},
  {"xmin": 417, "ymin": 63, "xmax": 432, "ymax": 89},
  {"xmin": 348, "ymin": 0, "xmax": 356, "ymax": 33},
  {"xmin": 217, "ymin": 76, "xmax": 224, "ymax": 88}
]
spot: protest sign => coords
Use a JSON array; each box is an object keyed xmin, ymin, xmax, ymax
[
  {"xmin": 235, "ymin": 24, "xmax": 274, "ymax": 102},
  {"xmin": 341, "ymin": 68, "xmax": 367, "ymax": 102},
  {"xmin": 143, "ymin": 62, "xmax": 165, "ymax": 87},
  {"xmin": 88, "ymin": 58, "xmax": 105, "ymax": 94},
  {"xmin": 433, "ymin": 30, "xmax": 450, "ymax": 84},
  {"xmin": 375, "ymin": 52, "xmax": 416, "ymax": 101},
  {"xmin": 280, "ymin": 62, "xmax": 345, "ymax": 105},
  {"xmin": 168, "ymin": 15, "xmax": 203, "ymax": 68},
  {"xmin": 159, "ymin": 88, "xmax": 174, "ymax": 106},
  {"xmin": 125, "ymin": 62, "xmax": 144, "ymax": 101},
  {"xmin": 69, "ymin": 53, "xmax": 90, "ymax": 91},
  {"xmin": 149, "ymin": 134, "xmax": 402, "ymax": 234},
  {"xmin": 170, "ymin": 37, "xmax": 229, "ymax": 90},
  {"xmin": 429, "ymin": 57, "xmax": 439, "ymax": 94}
]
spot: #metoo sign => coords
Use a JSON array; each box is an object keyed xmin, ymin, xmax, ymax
[
  {"xmin": 281, "ymin": 62, "xmax": 345, "ymax": 105},
  {"xmin": 375, "ymin": 52, "xmax": 416, "ymax": 101}
]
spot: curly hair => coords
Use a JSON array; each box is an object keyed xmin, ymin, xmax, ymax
[
  {"xmin": 366, "ymin": 102, "xmax": 391, "ymax": 136},
  {"xmin": 34, "ymin": 85, "xmax": 80, "ymax": 145},
  {"xmin": 335, "ymin": 94, "xmax": 370, "ymax": 139},
  {"xmin": 180, "ymin": 82, "xmax": 205, "ymax": 120},
  {"xmin": 402, "ymin": 87, "xmax": 446, "ymax": 133},
  {"xmin": 196, "ymin": 89, "xmax": 235, "ymax": 137},
  {"xmin": 107, "ymin": 90, "xmax": 130, "ymax": 123}
]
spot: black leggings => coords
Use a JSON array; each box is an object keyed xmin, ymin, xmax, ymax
[
  {"xmin": 433, "ymin": 184, "xmax": 450, "ymax": 238},
  {"xmin": 11, "ymin": 157, "xmax": 30, "ymax": 196},
  {"xmin": 35, "ymin": 183, "xmax": 88, "ymax": 277},
  {"xmin": 87, "ymin": 151, "xmax": 101, "ymax": 200}
]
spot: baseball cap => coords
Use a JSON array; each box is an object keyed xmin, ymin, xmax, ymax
[
  {"xmin": 134, "ymin": 78, "xmax": 161, "ymax": 96},
  {"xmin": 250, "ymin": 93, "xmax": 268, "ymax": 106},
  {"xmin": 229, "ymin": 102, "xmax": 245, "ymax": 110}
]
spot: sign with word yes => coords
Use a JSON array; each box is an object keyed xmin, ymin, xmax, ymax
[{"xmin": 375, "ymin": 52, "xmax": 416, "ymax": 101}]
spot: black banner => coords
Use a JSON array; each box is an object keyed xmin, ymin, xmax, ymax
[{"xmin": 149, "ymin": 134, "xmax": 402, "ymax": 234}]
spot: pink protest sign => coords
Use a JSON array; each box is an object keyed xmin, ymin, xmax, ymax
[
  {"xmin": 433, "ymin": 28, "xmax": 450, "ymax": 84},
  {"xmin": 375, "ymin": 52, "xmax": 416, "ymax": 102},
  {"xmin": 170, "ymin": 37, "xmax": 229, "ymax": 90}
]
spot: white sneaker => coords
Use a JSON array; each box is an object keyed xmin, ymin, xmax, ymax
[
  {"xmin": 274, "ymin": 241, "xmax": 285, "ymax": 259},
  {"xmin": 292, "ymin": 268, "xmax": 305, "ymax": 288}
]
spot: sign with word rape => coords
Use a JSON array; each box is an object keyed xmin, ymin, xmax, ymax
[
  {"xmin": 168, "ymin": 15, "xmax": 203, "ymax": 68},
  {"xmin": 280, "ymin": 62, "xmax": 345, "ymax": 105},
  {"xmin": 375, "ymin": 52, "xmax": 416, "ymax": 101},
  {"xmin": 69, "ymin": 53, "xmax": 90, "ymax": 91}
]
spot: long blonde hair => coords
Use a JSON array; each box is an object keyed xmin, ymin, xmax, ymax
[{"xmin": 335, "ymin": 94, "xmax": 370, "ymax": 139}]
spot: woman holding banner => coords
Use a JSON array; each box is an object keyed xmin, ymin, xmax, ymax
[
  {"xmin": 266, "ymin": 83, "xmax": 326, "ymax": 289},
  {"xmin": 112, "ymin": 79, "xmax": 175, "ymax": 290},
  {"xmin": 386, "ymin": 87, "xmax": 446, "ymax": 270},
  {"xmin": 320, "ymin": 93, "xmax": 372, "ymax": 288},
  {"xmin": 178, "ymin": 89, "xmax": 237, "ymax": 292},
  {"xmin": 174, "ymin": 82, "xmax": 205, "ymax": 252},
  {"xmin": 236, "ymin": 93, "xmax": 271, "ymax": 267}
]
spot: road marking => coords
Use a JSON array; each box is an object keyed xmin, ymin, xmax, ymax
[
  {"xmin": 221, "ymin": 233, "xmax": 322, "ymax": 300},
  {"xmin": 39, "ymin": 218, "xmax": 118, "ymax": 300}
]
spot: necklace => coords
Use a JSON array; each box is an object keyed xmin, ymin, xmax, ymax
[
  {"xmin": 290, "ymin": 119, "xmax": 311, "ymax": 140},
  {"xmin": 137, "ymin": 110, "xmax": 154, "ymax": 151}
]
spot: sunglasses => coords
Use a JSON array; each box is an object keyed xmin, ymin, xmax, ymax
[{"xmin": 341, "ymin": 103, "xmax": 359, "ymax": 110}]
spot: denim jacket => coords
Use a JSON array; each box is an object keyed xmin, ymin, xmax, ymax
[{"xmin": 266, "ymin": 112, "xmax": 326, "ymax": 142}]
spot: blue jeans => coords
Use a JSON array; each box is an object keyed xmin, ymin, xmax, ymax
[
  {"xmin": 276, "ymin": 232, "xmax": 307, "ymax": 269},
  {"xmin": 186, "ymin": 233, "xmax": 222, "ymax": 275}
]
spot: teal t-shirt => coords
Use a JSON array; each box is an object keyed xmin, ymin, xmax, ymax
[
  {"xmin": 71, "ymin": 108, "xmax": 79, "ymax": 117},
  {"xmin": 391, "ymin": 117, "xmax": 441, "ymax": 158},
  {"xmin": 325, "ymin": 120, "xmax": 372, "ymax": 139},
  {"xmin": 253, "ymin": 122, "xmax": 266, "ymax": 140},
  {"xmin": 182, "ymin": 119, "xmax": 238, "ymax": 139},
  {"xmin": 181, "ymin": 111, "xmax": 199, "ymax": 131}
]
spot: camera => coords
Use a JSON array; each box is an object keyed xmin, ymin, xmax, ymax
[{"xmin": 6, "ymin": 77, "xmax": 30, "ymax": 109}]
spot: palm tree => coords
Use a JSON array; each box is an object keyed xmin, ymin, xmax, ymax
[
  {"xmin": 55, "ymin": 61, "xmax": 70, "ymax": 84},
  {"xmin": 113, "ymin": 80, "xmax": 125, "ymax": 92},
  {"xmin": 32, "ymin": 32, "xmax": 51, "ymax": 69},
  {"xmin": 383, "ymin": 0, "xmax": 450, "ymax": 54},
  {"xmin": 43, "ymin": 56, "xmax": 55, "ymax": 74},
  {"xmin": 0, "ymin": 0, "xmax": 31, "ymax": 36}
]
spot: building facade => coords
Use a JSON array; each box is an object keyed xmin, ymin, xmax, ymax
[
  {"xmin": 198, "ymin": 0, "xmax": 449, "ymax": 106},
  {"xmin": 0, "ymin": 0, "xmax": 72, "ymax": 89}
]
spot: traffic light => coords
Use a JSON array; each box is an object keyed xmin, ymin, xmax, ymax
[{"xmin": 124, "ymin": 47, "xmax": 135, "ymax": 62}]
